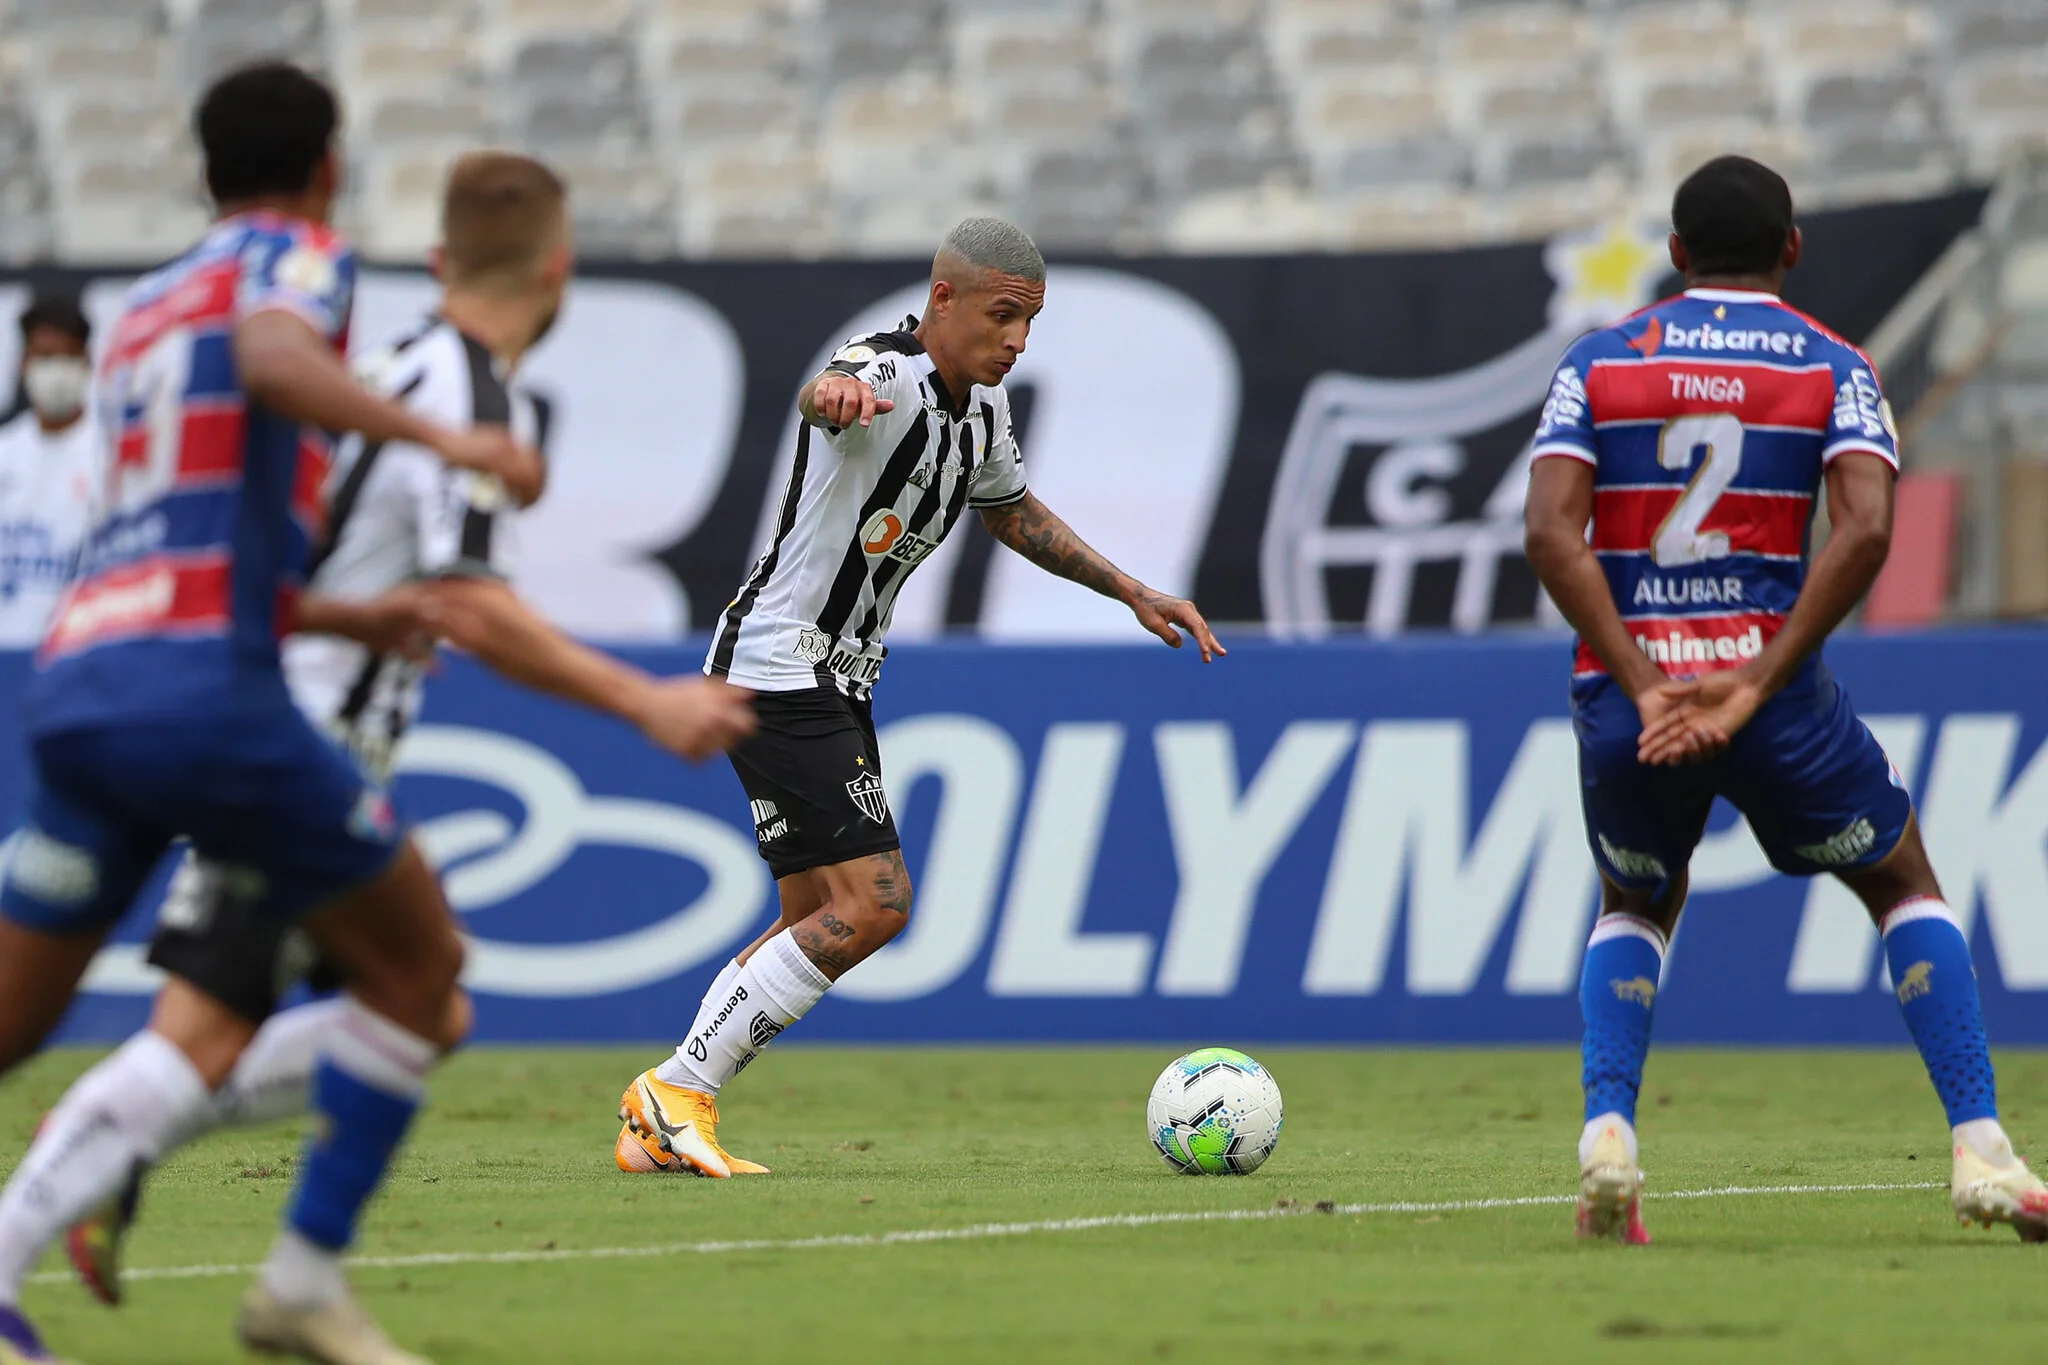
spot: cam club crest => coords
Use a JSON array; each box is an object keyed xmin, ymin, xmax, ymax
[
  {"xmin": 1262, "ymin": 219, "xmax": 1668, "ymax": 639},
  {"xmin": 845, "ymin": 769, "xmax": 889, "ymax": 824}
]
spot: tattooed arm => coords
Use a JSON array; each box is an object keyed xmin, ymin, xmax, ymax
[{"xmin": 979, "ymin": 491, "xmax": 1225, "ymax": 662}]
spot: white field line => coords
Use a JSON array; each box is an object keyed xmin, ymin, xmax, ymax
[{"xmin": 27, "ymin": 1179, "xmax": 1943, "ymax": 1287}]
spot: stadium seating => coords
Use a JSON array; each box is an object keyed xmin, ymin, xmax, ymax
[{"xmin": 0, "ymin": 0, "xmax": 2038, "ymax": 262}]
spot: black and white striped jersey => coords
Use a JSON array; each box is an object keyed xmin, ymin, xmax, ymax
[
  {"xmin": 708, "ymin": 317, "xmax": 1027, "ymax": 697},
  {"xmin": 283, "ymin": 315, "xmax": 540, "ymax": 779}
]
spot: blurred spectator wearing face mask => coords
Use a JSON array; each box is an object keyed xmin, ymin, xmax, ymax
[{"xmin": 0, "ymin": 295, "xmax": 100, "ymax": 646}]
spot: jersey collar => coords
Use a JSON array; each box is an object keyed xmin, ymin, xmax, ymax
[
  {"xmin": 893, "ymin": 315, "xmax": 974, "ymax": 418},
  {"xmin": 1683, "ymin": 287, "xmax": 1781, "ymax": 303},
  {"xmin": 926, "ymin": 363, "xmax": 966, "ymax": 418}
]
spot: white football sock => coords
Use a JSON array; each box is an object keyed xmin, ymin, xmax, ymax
[
  {"xmin": 259, "ymin": 1227, "xmax": 346, "ymax": 1310},
  {"xmin": 0, "ymin": 1030, "xmax": 210, "ymax": 1307},
  {"xmin": 1579, "ymin": 1113, "xmax": 1640, "ymax": 1167},
  {"xmin": 216, "ymin": 998, "xmax": 346, "ymax": 1127},
  {"xmin": 657, "ymin": 931, "xmax": 829, "ymax": 1096},
  {"xmin": 1955, "ymin": 1117, "xmax": 2019, "ymax": 1168},
  {"xmin": 257, "ymin": 1000, "xmax": 437, "ymax": 1311},
  {"xmin": 655, "ymin": 958, "xmax": 742, "ymax": 1089}
]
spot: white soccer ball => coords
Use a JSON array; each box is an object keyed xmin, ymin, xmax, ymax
[{"xmin": 1147, "ymin": 1047, "xmax": 1284, "ymax": 1175}]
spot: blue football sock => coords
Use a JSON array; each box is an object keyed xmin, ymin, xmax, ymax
[
  {"xmin": 1882, "ymin": 898, "xmax": 1997, "ymax": 1127},
  {"xmin": 1580, "ymin": 914, "xmax": 1668, "ymax": 1125},
  {"xmin": 283, "ymin": 1002, "xmax": 435, "ymax": 1252}
]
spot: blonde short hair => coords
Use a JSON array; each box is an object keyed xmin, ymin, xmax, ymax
[{"xmin": 440, "ymin": 151, "xmax": 568, "ymax": 292}]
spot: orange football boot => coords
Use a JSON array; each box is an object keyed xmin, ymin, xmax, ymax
[{"xmin": 616, "ymin": 1070, "xmax": 770, "ymax": 1176}]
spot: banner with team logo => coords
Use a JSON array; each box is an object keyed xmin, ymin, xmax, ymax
[
  {"xmin": 30, "ymin": 625, "xmax": 2048, "ymax": 1045},
  {"xmin": 0, "ymin": 190, "xmax": 1982, "ymax": 642}
]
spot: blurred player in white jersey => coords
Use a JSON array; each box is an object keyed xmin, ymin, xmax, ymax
[
  {"xmin": 0, "ymin": 151, "xmax": 753, "ymax": 1356},
  {"xmin": 0, "ymin": 296, "xmax": 101, "ymax": 646}
]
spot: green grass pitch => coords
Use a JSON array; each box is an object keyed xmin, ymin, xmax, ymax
[{"xmin": 5, "ymin": 1046, "xmax": 2047, "ymax": 1364}]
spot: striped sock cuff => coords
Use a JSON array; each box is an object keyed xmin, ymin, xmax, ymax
[
  {"xmin": 327, "ymin": 1000, "xmax": 437, "ymax": 1101},
  {"xmin": 1587, "ymin": 913, "xmax": 1669, "ymax": 957},
  {"xmin": 1880, "ymin": 896, "xmax": 1959, "ymax": 938}
]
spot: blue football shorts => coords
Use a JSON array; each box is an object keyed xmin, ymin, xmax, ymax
[
  {"xmin": 1572, "ymin": 659, "xmax": 1912, "ymax": 899},
  {"xmin": 0, "ymin": 701, "xmax": 402, "ymax": 935}
]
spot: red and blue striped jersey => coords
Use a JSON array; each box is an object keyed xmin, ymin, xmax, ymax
[
  {"xmin": 1530, "ymin": 287, "xmax": 1897, "ymax": 686},
  {"xmin": 25, "ymin": 211, "xmax": 356, "ymax": 734}
]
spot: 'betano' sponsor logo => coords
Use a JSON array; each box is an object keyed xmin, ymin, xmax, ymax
[
  {"xmin": 862, "ymin": 510, "xmax": 940, "ymax": 567},
  {"xmin": 861, "ymin": 509, "xmax": 907, "ymax": 555}
]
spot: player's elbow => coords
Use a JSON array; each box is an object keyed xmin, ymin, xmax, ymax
[
  {"xmin": 1834, "ymin": 507, "xmax": 1894, "ymax": 572},
  {"xmin": 978, "ymin": 505, "xmax": 1016, "ymax": 541},
  {"xmin": 1522, "ymin": 516, "xmax": 1576, "ymax": 578}
]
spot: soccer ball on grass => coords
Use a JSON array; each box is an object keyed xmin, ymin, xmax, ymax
[{"xmin": 1147, "ymin": 1047, "xmax": 1283, "ymax": 1175}]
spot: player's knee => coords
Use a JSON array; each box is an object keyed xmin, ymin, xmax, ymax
[
  {"xmin": 149, "ymin": 978, "xmax": 261, "ymax": 1089},
  {"xmin": 1841, "ymin": 822, "xmax": 1942, "ymax": 923},
  {"xmin": 421, "ymin": 927, "xmax": 466, "ymax": 999},
  {"xmin": 352, "ymin": 929, "xmax": 463, "ymax": 1040},
  {"xmin": 829, "ymin": 851, "xmax": 912, "ymax": 931},
  {"xmin": 433, "ymin": 987, "xmax": 473, "ymax": 1055},
  {"xmin": 839, "ymin": 885, "xmax": 911, "ymax": 942},
  {"xmin": 868, "ymin": 893, "xmax": 911, "ymax": 945},
  {"xmin": 1600, "ymin": 875, "xmax": 1683, "ymax": 939}
]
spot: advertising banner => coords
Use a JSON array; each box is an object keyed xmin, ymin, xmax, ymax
[
  {"xmin": 32, "ymin": 627, "xmax": 2048, "ymax": 1046},
  {"xmin": 0, "ymin": 191, "xmax": 1983, "ymax": 642}
]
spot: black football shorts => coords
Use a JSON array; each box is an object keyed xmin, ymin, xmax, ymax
[
  {"xmin": 729, "ymin": 686, "xmax": 901, "ymax": 880},
  {"xmin": 147, "ymin": 849, "xmax": 344, "ymax": 1024}
]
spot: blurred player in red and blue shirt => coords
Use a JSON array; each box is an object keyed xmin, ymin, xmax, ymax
[
  {"xmin": 0, "ymin": 63, "xmax": 540, "ymax": 1365},
  {"xmin": 1525, "ymin": 156, "xmax": 2047, "ymax": 1248}
]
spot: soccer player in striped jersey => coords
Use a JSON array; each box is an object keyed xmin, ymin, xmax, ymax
[
  {"xmin": 614, "ymin": 218, "xmax": 1225, "ymax": 1177},
  {"xmin": 1524, "ymin": 155, "xmax": 2046, "ymax": 1246},
  {"xmin": 0, "ymin": 151, "xmax": 756, "ymax": 1348},
  {"xmin": 0, "ymin": 64, "xmax": 545, "ymax": 1365}
]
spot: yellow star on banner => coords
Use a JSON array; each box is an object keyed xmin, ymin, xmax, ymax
[{"xmin": 1542, "ymin": 220, "xmax": 1672, "ymax": 331}]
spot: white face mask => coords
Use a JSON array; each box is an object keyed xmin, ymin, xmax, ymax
[{"xmin": 22, "ymin": 356, "xmax": 89, "ymax": 423}]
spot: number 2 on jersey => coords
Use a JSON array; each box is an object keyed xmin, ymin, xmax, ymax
[
  {"xmin": 106, "ymin": 326, "xmax": 194, "ymax": 518},
  {"xmin": 1651, "ymin": 412, "xmax": 1743, "ymax": 567}
]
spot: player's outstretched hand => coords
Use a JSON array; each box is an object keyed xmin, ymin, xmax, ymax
[
  {"xmin": 634, "ymin": 677, "xmax": 757, "ymax": 763},
  {"xmin": 811, "ymin": 374, "xmax": 894, "ymax": 429},
  {"xmin": 1130, "ymin": 588, "xmax": 1226, "ymax": 662},
  {"xmin": 430, "ymin": 424, "xmax": 546, "ymax": 507}
]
